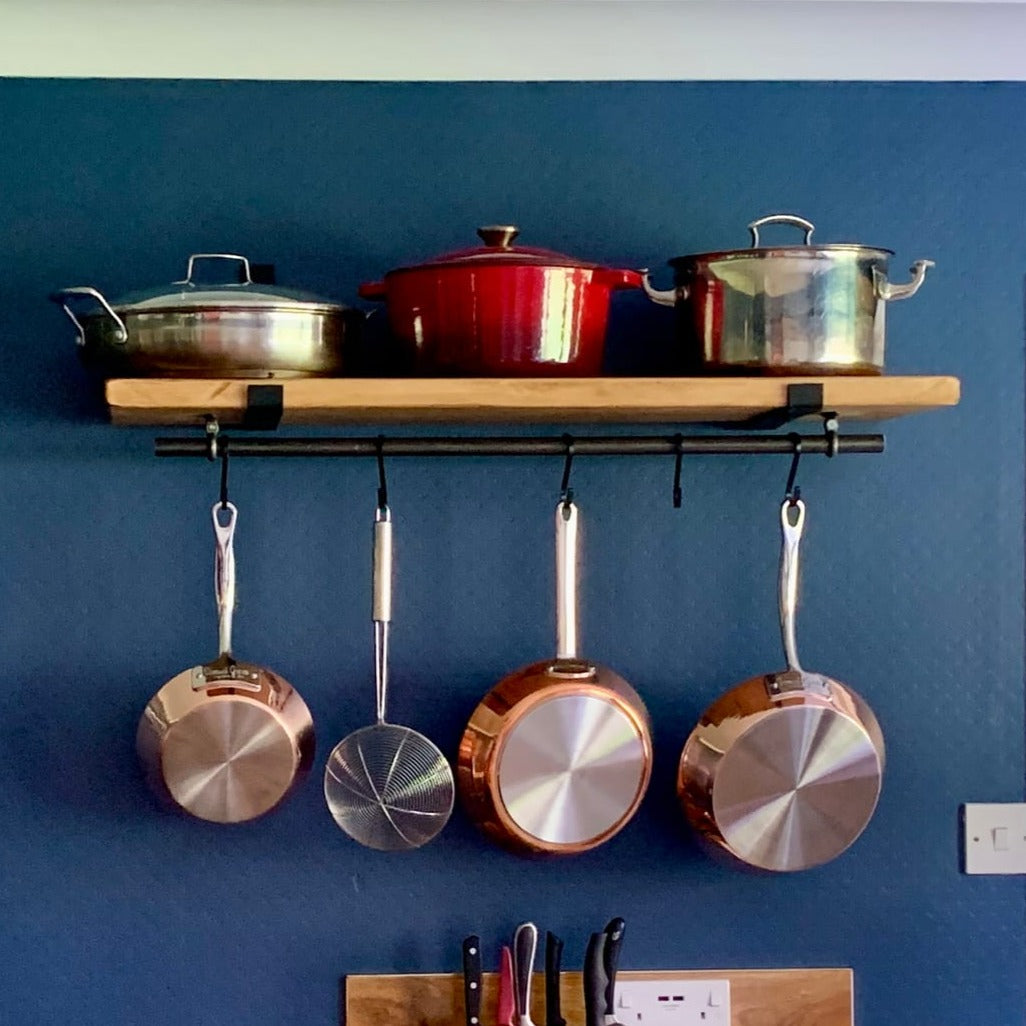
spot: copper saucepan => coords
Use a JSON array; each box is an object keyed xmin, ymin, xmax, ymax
[
  {"xmin": 458, "ymin": 498, "xmax": 653, "ymax": 855},
  {"xmin": 137, "ymin": 501, "xmax": 315, "ymax": 823},
  {"xmin": 677, "ymin": 496, "xmax": 885, "ymax": 871}
]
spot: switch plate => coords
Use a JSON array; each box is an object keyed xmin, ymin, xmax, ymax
[
  {"xmin": 615, "ymin": 978, "xmax": 730, "ymax": 1026},
  {"xmin": 962, "ymin": 803, "xmax": 1026, "ymax": 874}
]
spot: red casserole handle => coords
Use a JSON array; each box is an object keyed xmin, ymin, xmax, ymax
[
  {"xmin": 358, "ymin": 280, "xmax": 387, "ymax": 301},
  {"xmin": 592, "ymin": 268, "xmax": 645, "ymax": 290}
]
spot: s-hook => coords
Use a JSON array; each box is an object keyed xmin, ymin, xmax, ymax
[
  {"xmin": 375, "ymin": 435, "xmax": 388, "ymax": 511},
  {"xmin": 822, "ymin": 413, "xmax": 840, "ymax": 458},
  {"xmin": 204, "ymin": 416, "xmax": 220, "ymax": 461},
  {"xmin": 672, "ymin": 433, "xmax": 685, "ymax": 509},
  {"xmin": 559, "ymin": 434, "xmax": 575, "ymax": 509},
  {"xmin": 784, "ymin": 433, "xmax": 802, "ymax": 505},
  {"xmin": 219, "ymin": 440, "xmax": 231, "ymax": 510}
]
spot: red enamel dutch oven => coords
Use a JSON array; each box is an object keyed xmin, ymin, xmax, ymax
[{"xmin": 358, "ymin": 226, "xmax": 643, "ymax": 376}]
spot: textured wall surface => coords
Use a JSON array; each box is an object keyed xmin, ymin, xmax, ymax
[{"xmin": 0, "ymin": 80, "xmax": 1023, "ymax": 1026}]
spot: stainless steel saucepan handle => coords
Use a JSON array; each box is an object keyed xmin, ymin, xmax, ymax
[
  {"xmin": 50, "ymin": 286, "xmax": 128, "ymax": 345},
  {"xmin": 212, "ymin": 501, "xmax": 238, "ymax": 659},
  {"xmin": 779, "ymin": 498, "xmax": 806, "ymax": 673},
  {"xmin": 373, "ymin": 504, "xmax": 393, "ymax": 725},
  {"xmin": 555, "ymin": 499, "xmax": 579, "ymax": 661},
  {"xmin": 748, "ymin": 214, "xmax": 815, "ymax": 248}
]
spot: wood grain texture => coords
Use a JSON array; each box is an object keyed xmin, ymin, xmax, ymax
[
  {"xmin": 105, "ymin": 375, "xmax": 960, "ymax": 426},
  {"xmin": 342, "ymin": 968, "xmax": 852, "ymax": 1026}
]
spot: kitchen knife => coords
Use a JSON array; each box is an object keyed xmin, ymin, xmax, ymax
[
  {"xmin": 545, "ymin": 931, "xmax": 566, "ymax": 1026},
  {"xmin": 512, "ymin": 922, "xmax": 539, "ymax": 1026},
  {"xmin": 602, "ymin": 917, "xmax": 626, "ymax": 1026},
  {"xmin": 583, "ymin": 931, "xmax": 608, "ymax": 1026},
  {"xmin": 498, "ymin": 945, "xmax": 515, "ymax": 1026},
  {"xmin": 463, "ymin": 935, "xmax": 483, "ymax": 1026}
]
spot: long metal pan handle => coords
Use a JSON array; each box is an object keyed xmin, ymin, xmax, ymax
[
  {"xmin": 373, "ymin": 503, "xmax": 393, "ymax": 724},
  {"xmin": 50, "ymin": 286, "xmax": 128, "ymax": 346},
  {"xmin": 212, "ymin": 502, "xmax": 238, "ymax": 659},
  {"xmin": 748, "ymin": 213, "xmax": 815, "ymax": 248},
  {"xmin": 779, "ymin": 498, "xmax": 805, "ymax": 673},
  {"xmin": 555, "ymin": 500, "xmax": 579, "ymax": 661}
]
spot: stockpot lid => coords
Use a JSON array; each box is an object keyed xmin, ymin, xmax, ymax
[
  {"xmin": 669, "ymin": 214, "xmax": 893, "ymax": 266},
  {"xmin": 107, "ymin": 254, "xmax": 345, "ymax": 313},
  {"xmin": 388, "ymin": 226, "xmax": 610, "ymax": 272}
]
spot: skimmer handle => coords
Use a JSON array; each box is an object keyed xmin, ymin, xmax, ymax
[
  {"xmin": 373, "ymin": 504, "xmax": 393, "ymax": 724},
  {"xmin": 212, "ymin": 502, "xmax": 238, "ymax": 658},
  {"xmin": 555, "ymin": 500, "xmax": 579, "ymax": 661},
  {"xmin": 779, "ymin": 498, "xmax": 805, "ymax": 672}
]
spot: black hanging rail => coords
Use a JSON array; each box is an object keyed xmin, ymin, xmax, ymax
[{"xmin": 154, "ymin": 432, "xmax": 883, "ymax": 459}]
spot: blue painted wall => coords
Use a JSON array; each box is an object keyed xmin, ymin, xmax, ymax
[{"xmin": 0, "ymin": 80, "xmax": 1023, "ymax": 1025}]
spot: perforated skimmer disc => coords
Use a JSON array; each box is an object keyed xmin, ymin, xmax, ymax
[{"xmin": 324, "ymin": 723, "xmax": 455, "ymax": 851}]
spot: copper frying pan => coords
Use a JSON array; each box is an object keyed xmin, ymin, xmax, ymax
[
  {"xmin": 457, "ymin": 498, "xmax": 652, "ymax": 855},
  {"xmin": 677, "ymin": 497, "xmax": 885, "ymax": 871}
]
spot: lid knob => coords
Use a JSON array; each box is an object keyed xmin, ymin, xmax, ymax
[{"xmin": 477, "ymin": 225, "xmax": 520, "ymax": 249}]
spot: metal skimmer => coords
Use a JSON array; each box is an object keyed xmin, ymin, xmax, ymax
[{"xmin": 323, "ymin": 503, "xmax": 454, "ymax": 850}]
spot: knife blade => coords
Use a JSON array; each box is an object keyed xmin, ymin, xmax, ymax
[
  {"xmin": 545, "ymin": 931, "xmax": 566, "ymax": 1026},
  {"xmin": 498, "ymin": 945, "xmax": 515, "ymax": 1026},
  {"xmin": 602, "ymin": 917, "xmax": 626, "ymax": 1026},
  {"xmin": 463, "ymin": 935, "xmax": 483, "ymax": 1026},
  {"xmin": 583, "ymin": 931, "xmax": 608, "ymax": 1026}
]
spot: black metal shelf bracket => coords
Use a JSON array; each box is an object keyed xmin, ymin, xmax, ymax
[
  {"xmin": 241, "ymin": 384, "xmax": 284, "ymax": 431},
  {"xmin": 739, "ymin": 382, "xmax": 825, "ymax": 430}
]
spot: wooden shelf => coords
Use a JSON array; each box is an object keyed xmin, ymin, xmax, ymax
[{"xmin": 106, "ymin": 375, "xmax": 960, "ymax": 427}]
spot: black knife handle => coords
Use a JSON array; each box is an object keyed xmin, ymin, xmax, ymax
[
  {"xmin": 513, "ymin": 922, "xmax": 538, "ymax": 1024},
  {"xmin": 583, "ymin": 932, "xmax": 608, "ymax": 1026},
  {"xmin": 545, "ymin": 931, "xmax": 566, "ymax": 1026},
  {"xmin": 602, "ymin": 917, "xmax": 625, "ymax": 1017},
  {"xmin": 463, "ymin": 934, "xmax": 483, "ymax": 1026}
]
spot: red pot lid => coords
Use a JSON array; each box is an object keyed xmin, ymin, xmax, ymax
[{"xmin": 391, "ymin": 226, "xmax": 605, "ymax": 271}]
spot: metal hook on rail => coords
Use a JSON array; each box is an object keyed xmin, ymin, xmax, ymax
[
  {"xmin": 672, "ymin": 432, "xmax": 685, "ymax": 509},
  {"xmin": 559, "ymin": 434, "xmax": 575, "ymax": 509},
  {"xmin": 219, "ymin": 441, "xmax": 231, "ymax": 510},
  {"xmin": 375, "ymin": 435, "xmax": 389, "ymax": 512},
  {"xmin": 822, "ymin": 413, "xmax": 840, "ymax": 459},
  {"xmin": 784, "ymin": 433, "xmax": 802, "ymax": 505}
]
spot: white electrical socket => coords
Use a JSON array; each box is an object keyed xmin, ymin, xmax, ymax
[
  {"xmin": 614, "ymin": 978, "xmax": 730, "ymax": 1026},
  {"xmin": 962, "ymin": 803, "xmax": 1026, "ymax": 874}
]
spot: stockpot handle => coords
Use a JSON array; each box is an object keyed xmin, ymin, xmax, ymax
[
  {"xmin": 180, "ymin": 253, "xmax": 253, "ymax": 286},
  {"xmin": 555, "ymin": 499, "xmax": 580, "ymax": 661},
  {"xmin": 874, "ymin": 259, "xmax": 934, "ymax": 302},
  {"xmin": 748, "ymin": 214, "xmax": 815, "ymax": 248},
  {"xmin": 779, "ymin": 498, "xmax": 805, "ymax": 673},
  {"xmin": 212, "ymin": 502, "xmax": 238, "ymax": 659},
  {"xmin": 50, "ymin": 286, "xmax": 128, "ymax": 346},
  {"xmin": 373, "ymin": 503, "xmax": 393, "ymax": 725}
]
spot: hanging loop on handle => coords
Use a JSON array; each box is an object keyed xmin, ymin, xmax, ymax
[
  {"xmin": 373, "ymin": 503, "xmax": 393, "ymax": 724},
  {"xmin": 778, "ymin": 497, "xmax": 805, "ymax": 673},
  {"xmin": 211, "ymin": 501, "xmax": 238, "ymax": 659}
]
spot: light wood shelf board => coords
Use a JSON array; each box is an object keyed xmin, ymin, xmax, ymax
[
  {"xmin": 343, "ymin": 968, "xmax": 853, "ymax": 1026},
  {"xmin": 106, "ymin": 375, "xmax": 960, "ymax": 427}
]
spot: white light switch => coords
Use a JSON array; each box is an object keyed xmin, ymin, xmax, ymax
[{"xmin": 962, "ymin": 803, "xmax": 1026, "ymax": 874}]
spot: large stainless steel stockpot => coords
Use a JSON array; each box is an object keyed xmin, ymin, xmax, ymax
[
  {"xmin": 643, "ymin": 214, "xmax": 933, "ymax": 374},
  {"xmin": 53, "ymin": 253, "xmax": 352, "ymax": 378}
]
